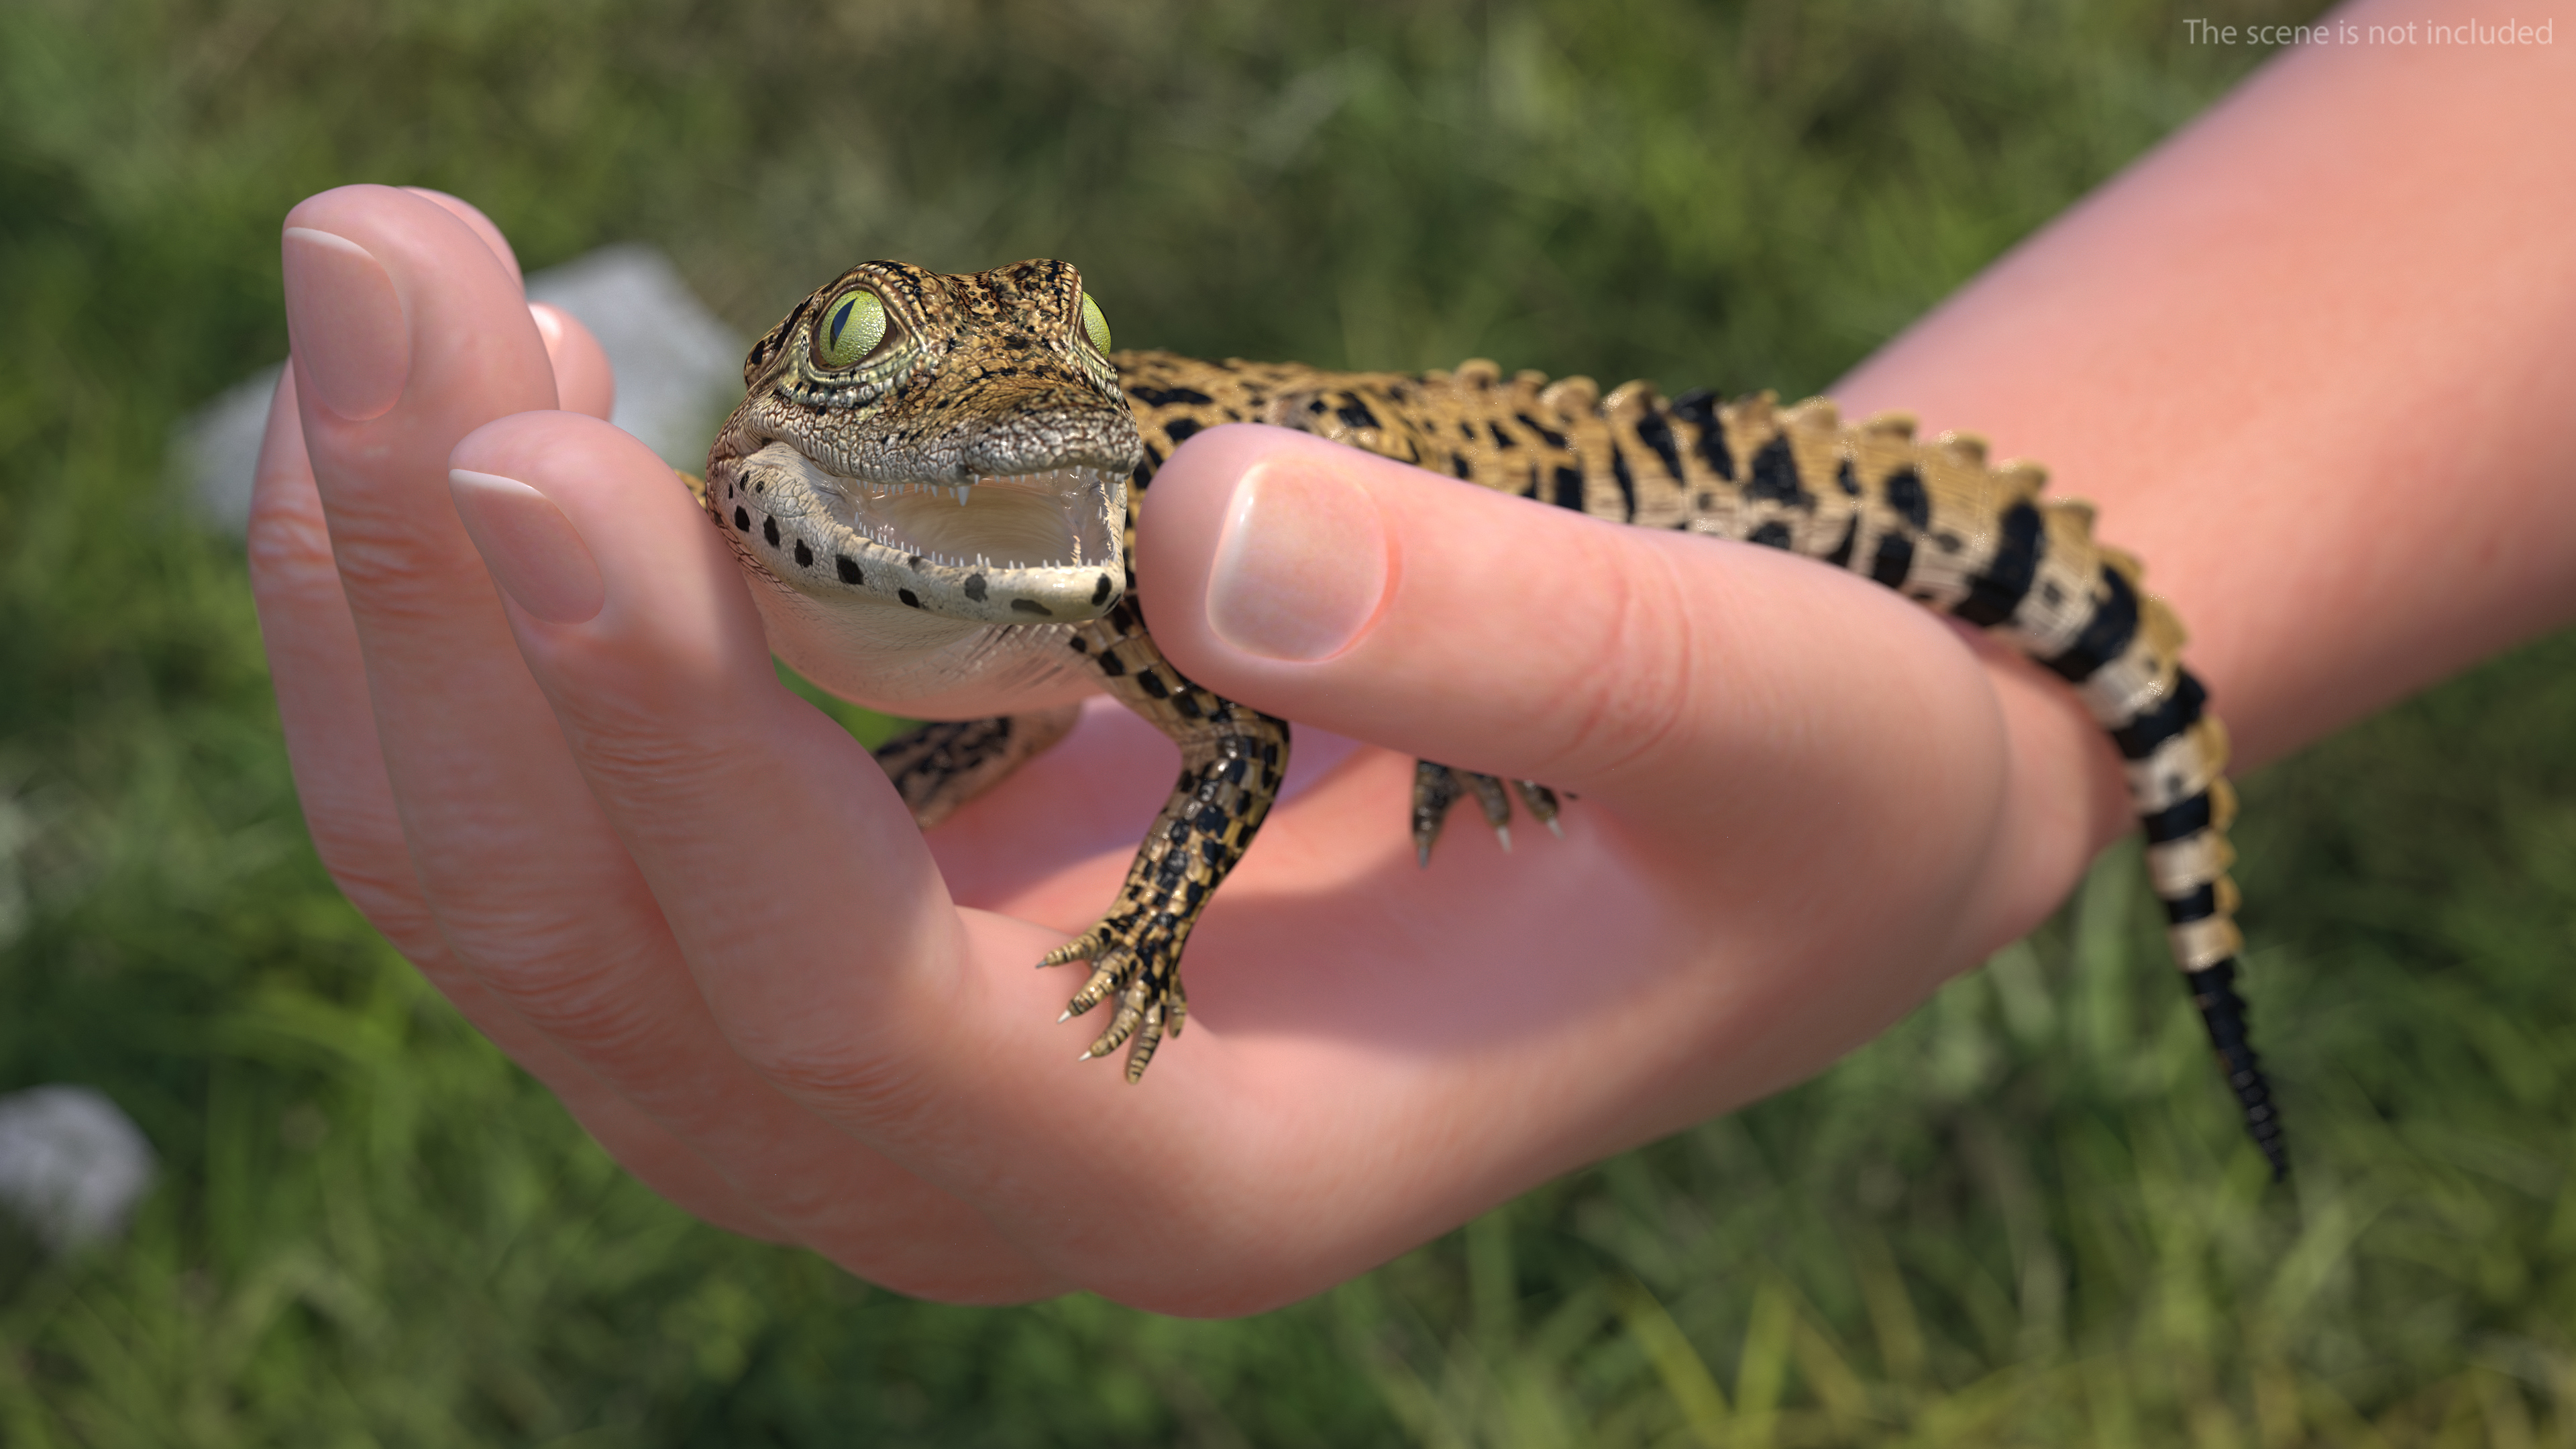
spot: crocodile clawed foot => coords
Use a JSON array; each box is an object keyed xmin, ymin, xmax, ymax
[
  {"xmin": 1044, "ymin": 919, "xmax": 1187, "ymax": 1081},
  {"xmin": 1513, "ymin": 780, "xmax": 1564, "ymax": 838},
  {"xmin": 1413, "ymin": 761, "xmax": 1565, "ymax": 864}
]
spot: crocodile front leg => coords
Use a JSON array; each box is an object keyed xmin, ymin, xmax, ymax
[{"xmin": 1051, "ymin": 598, "xmax": 1289, "ymax": 1079}]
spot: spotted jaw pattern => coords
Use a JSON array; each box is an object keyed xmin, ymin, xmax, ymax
[{"xmin": 737, "ymin": 441, "xmax": 1127, "ymax": 623}]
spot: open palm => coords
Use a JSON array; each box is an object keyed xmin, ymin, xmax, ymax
[{"xmin": 253, "ymin": 183, "xmax": 2141, "ymax": 1313}]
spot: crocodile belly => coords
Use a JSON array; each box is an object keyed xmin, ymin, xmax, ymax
[{"xmin": 745, "ymin": 577, "xmax": 1099, "ymax": 720}]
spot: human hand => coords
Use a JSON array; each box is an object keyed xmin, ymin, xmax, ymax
[{"xmin": 253, "ymin": 182, "xmax": 2126, "ymax": 1313}]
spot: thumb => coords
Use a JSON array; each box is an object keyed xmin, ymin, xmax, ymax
[{"xmin": 1137, "ymin": 422, "xmax": 2009, "ymax": 847}]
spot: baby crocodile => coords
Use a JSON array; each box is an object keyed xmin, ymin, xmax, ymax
[{"xmin": 702, "ymin": 258, "xmax": 2287, "ymax": 1179}]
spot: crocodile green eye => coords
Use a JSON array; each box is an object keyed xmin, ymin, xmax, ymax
[
  {"xmin": 816, "ymin": 288, "xmax": 887, "ymax": 368},
  {"xmin": 1080, "ymin": 292, "xmax": 1112, "ymax": 354}
]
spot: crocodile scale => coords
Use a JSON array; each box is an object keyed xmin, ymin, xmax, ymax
[{"xmin": 702, "ymin": 260, "xmax": 2286, "ymax": 1180}]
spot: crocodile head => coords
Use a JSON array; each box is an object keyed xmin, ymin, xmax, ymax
[{"xmin": 707, "ymin": 258, "xmax": 1141, "ymax": 629}]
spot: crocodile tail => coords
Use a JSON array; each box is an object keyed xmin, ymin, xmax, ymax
[
  {"xmin": 1666, "ymin": 388, "xmax": 2286, "ymax": 1179},
  {"xmin": 2017, "ymin": 525, "xmax": 2287, "ymax": 1181},
  {"xmin": 1776, "ymin": 393, "xmax": 2288, "ymax": 1181}
]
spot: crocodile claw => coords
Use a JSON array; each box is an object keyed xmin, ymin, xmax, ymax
[
  {"xmin": 1046, "ymin": 913, "xmax": 1193, "ymax": 1081},
  {"xmin": 1413, "ymin": 761, "xmax": 1564, "ymax": 864}
]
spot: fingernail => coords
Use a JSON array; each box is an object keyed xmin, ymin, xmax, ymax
[
  {"xmin": 448, "ymin": 469, "xmax": 606, "ymax": 624},
  {"xmin": 282, "ymin": 227, "xmax": 409, "ymax": 421},
  {"xmin": 1205, "ymin": 458, "xmax": 1390, "ymax": 661},
  {"xmin": 530, "ymin": 302, "xmax": 616, "ymax": 421}
]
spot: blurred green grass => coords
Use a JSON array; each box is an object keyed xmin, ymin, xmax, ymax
[{"xmin": 7, "ymin": 0, "xmax": 2573, "ymax": 1443}]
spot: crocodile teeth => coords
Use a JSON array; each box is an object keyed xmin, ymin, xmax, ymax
[{"xmin": 772, "ymin": 446, "xmax": 1121, "ymax": 576}]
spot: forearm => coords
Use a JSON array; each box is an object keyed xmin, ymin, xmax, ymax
[{"xmin": 1837, "ymin": 0, "xmax": 2576, "ymax": 772}]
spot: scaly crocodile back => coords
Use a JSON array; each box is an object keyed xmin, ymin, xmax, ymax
[{"xmin": 1112, "ymin": 350, "xmax": 2286, "ymax": 1180}]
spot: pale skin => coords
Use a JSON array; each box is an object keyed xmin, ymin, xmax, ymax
[{"xmin": 252, "ymin": 0, "xmax": 2574, "ymax": 1315}]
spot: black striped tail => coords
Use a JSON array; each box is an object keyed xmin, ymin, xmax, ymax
[
  {"xmin": 2184, "ymin": 959, "xmax": 2288, "ymax": 1181},
  {"xmin": 2114, "ymin": 659, "xmax": 2286, "ymax": 1180}
]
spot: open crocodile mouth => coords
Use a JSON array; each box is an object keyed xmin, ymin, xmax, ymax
[
  {"xmin": 735, "ymin": 441, "xmax": 1126, "ymax": 623},
  {"xmin": 824, "ymin": 466, "xmax": 1120, "ymax": 572}
]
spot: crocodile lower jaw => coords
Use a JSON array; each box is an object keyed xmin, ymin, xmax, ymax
[{"xmin": 735, "ymin": 441, "xmax": 1126, "ymax": 623}]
